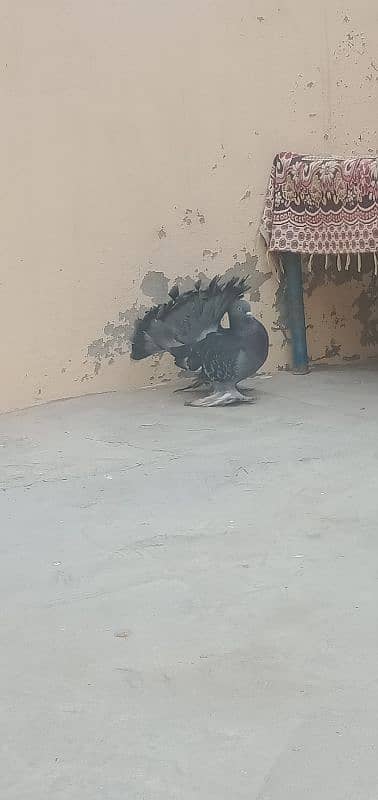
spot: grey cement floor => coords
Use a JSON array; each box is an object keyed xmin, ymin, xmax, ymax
[{"xmin": 2, "ymin": 366, "xmax": 378, "ymax": 799}]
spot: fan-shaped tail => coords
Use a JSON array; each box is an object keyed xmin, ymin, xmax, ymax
[{"xmin": 131, "ymin": 276, "xmax": 249, "ymax": 361}]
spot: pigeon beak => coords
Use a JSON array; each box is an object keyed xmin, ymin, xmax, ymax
[{"xmin": 246, "ymin": 312, "xmax": 253, "ymax": 317}]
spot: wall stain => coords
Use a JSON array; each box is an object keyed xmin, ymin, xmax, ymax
[
  {"xmin": 211, "ymin": 144, "xmax": 227, "ymax": 172},
  {"xmin": 171, "ymin": 255, "xmax": 269, "ymax": 301},
  {"xmin": 224, "ymin": 251, "xmax": 272, "ymax": 302},
  {"xmin": 302, "ymin": 256, "xmax": 378, "ymax": 357},
  {"xmin": 334, "ymin": 30, "xmax": 367, "ymax": 60},
  {"xmin": 271, "ymin": 256, "xmax": 375, "ymax": 363},
  {"xmin": 325, "ymin": 340, "xmax": 341, "ymax": 359},
  {"xmin": 141, "ymin": 270, "xmax": 169, "ymax": 304},
  {"xmin": 312, "ymin": 338, "xmax": 342, "ymax": 361},
  {"xmin": 330, "ymin": 305, "xmax": 346, "ymax": 328},
  {"xmin": 86, "ymin": 307, "xmax": 147, "ymax": 376},
  {"xmin": 85, "ymin": 254, "xmax": 272, "ymax": 377},
  {"xmin": 353, "ymin": 276, "xmax": 378, "ymax": 346},
  {"xmin": 240, "ymin": 189, "xmax": 251, "ymax": 202},
  {"xmin": 202, "ymin": 249, "xmax": 218, "ymax": 259},
  {"xmin": 182, "ymin": 209, "xmax": 207, "ymax": 226},
  {"xmin": 182, "ymin": 209, "xmax": 193, "ymax": 225},
  {"xmin": 272, "ymin": 276, "xmax": 291, "ymax": 350},
  {"xmin": 172, "ymin": 271, "xmax": 208, "ymax": 293},
  {"xmin": 303, "ymin": 256, "xmax": 365, "ymax": 297},
  {"xmin": 157, "ymin": 226, "xmax": 167, "ymax": 239}
]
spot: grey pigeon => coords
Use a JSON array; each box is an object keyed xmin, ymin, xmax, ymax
[{"xmin": 131, "ymin": 276, "xmax": 269, "ymax": 406}]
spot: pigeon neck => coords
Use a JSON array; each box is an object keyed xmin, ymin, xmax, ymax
[{"xmin": 229, "ymin": 308, "xmax": 250, "ymax": 330}]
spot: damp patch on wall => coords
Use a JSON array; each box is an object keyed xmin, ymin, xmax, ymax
[
  {"xmin": 303, "ymin": 255, "xmax": 365, "ymax": 298},
  {"xmin": 140, "ymin": 271, "xmax": 169, "ymax": 304},
  {"xmin": 226, "ymin": 251, "xmax": 272, "ymax": 302},
  {"xmin": 353, "ymin": 277, "xmax": 378, "ymax": 346},
  {"xmin": 302, "ymin": 255, "xmax": 378, "ymax": 361},
  {"xmin": 84, "ymin": 253, "xmax": 272, "ymax": 378},
  {"xmin": 85, "ymin": 306, "xmax": 147, "ymax": 378}
]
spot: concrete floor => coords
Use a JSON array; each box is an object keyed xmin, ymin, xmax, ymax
[{"xmin": 2, "ymin": 366, "xmax": 378, "ymax": 799}]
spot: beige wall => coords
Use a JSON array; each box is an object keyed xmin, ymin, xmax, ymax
[{"xmin": 1, "ymin": 0, "xmax": 377, "ymax": 413}]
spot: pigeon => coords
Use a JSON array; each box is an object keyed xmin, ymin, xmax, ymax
[{"xmin": 131, "ymin": 276, "xmax": 269, "ymax": 406}]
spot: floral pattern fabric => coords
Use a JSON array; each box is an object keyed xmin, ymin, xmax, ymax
[{"xmin": 260, "ymin": 152, "xmax": 378, "ymax": 254}]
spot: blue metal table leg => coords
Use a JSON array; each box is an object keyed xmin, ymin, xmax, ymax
[{"xmin": 281, "ymin": 251, "xmax": 309, "ymax": 374}]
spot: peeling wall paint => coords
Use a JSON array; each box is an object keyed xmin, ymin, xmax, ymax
[
  {"xmin": 86, "ymin": 308, "xmax": 142, "ymax": 378},
  {"xmin": 1, "ymin": 0, "xmax": 378, "ymax": 412},
  {"xmin": 303, "ymin": 257, "xmax": 378, "ymax": 364},
  {"xmin": 353, "ymin": 278, "xmax": 378, "ymax": 347},
  {"xmin": 140, "ymin": 271, "xmax": 169, "ymax": 304},
  {"xmin": 85, "ymin": 252, "xmax": 272, "ymax": 377}
]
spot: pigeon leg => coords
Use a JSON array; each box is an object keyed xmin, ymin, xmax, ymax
[
  {"xmin": 186, "ymin": 385, "xmax": 255, "ymax": 407},
  {"xmin": 235, "ymin": 378, "xmax": 256, "ymax": 396},
  {"xmin": 185, "ymin": 391, "xmax": 223, "ymax": 407},
  {"xmin": 174, "ymin": 377, "xmax": 207, "ymax": 393}
]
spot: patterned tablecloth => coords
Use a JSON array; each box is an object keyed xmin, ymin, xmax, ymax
[{"xmin": 261, "ymin": 152, "xmax": 378, "ymax": 269}]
